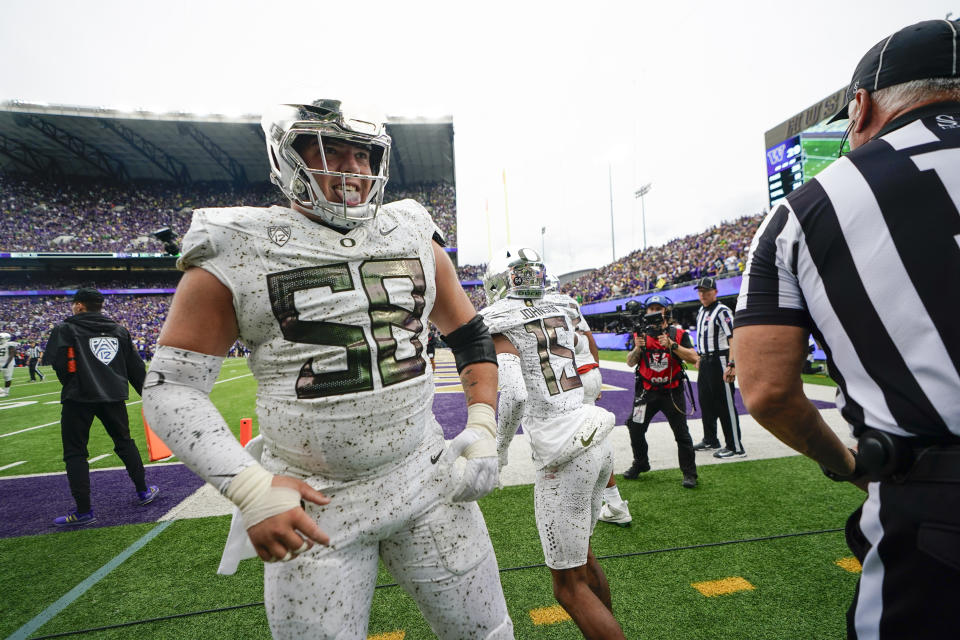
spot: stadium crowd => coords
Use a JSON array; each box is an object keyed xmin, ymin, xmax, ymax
[
  {"xmin": 0, "ymin": 176, "xmax": 458, "ymax": 253},
  {"xmin": 455, "ymin": 263, "xmax": 486, "ymax": 281},
  {"xmin": 0, "ymin": 273, "xmax": 180, "ymax": 291},
  {"xmin": 0, "ymin": 294, "xmax": 170, "ymax": 359},
  {"xmin": 557, "ymin": 213, "xmax": 762, "ymax": 303}
]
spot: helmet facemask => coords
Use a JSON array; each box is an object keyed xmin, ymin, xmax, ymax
[
  {"xmin": 264, "ymin": 101, "xmax": 391, "ymax": 230},
  {"xmin": 483, "ymin": 247, "xmax": 547, "ymax": 305}
]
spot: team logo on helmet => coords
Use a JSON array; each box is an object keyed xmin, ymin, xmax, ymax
[
  {"xmin": 267, "ymin": 225, "xmax": 291, "ymax": 247},
  {"xmin": 89, "ymin": 337, "xmax": 119, "ymax": 365}
]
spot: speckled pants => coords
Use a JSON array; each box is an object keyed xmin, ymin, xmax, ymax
[
  {"xmin": 534, "ymin": 438, "xmax": 614, "ymax": 570},
  {"xmin": 263, "ymin": 434, "xmax": 513, "ymax": 639}
]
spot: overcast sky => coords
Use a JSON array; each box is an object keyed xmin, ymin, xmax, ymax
[{"xmin": 0, "ymin": 0, "xmax": 955, "ymax": 274}]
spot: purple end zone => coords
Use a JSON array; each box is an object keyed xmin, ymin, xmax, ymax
[
  {"xmin": 0, "ymin": 463, "xmax": 206, "ymax": 539},
  {"xmin": 431, "ymin": 366, "xmax": 835, "ymax": 438}
]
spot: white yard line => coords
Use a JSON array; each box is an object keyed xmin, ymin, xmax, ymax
[
  {"xmin": 88, "ymin": 454, "xmax": 111, "ymax": 463},
  {"xmin": 0, "ymin": 460, "xmax": 27, "ymax": 471},
  {"xmin": 0, "ymin": 372, "xmax": 253, "ymax": 439}
]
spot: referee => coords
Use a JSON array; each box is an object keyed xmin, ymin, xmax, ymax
[
  {"xmin": 692, "ymin": 277, "xmax": 744, "ymax": 458},
  {"xmin": 27, "ymin": 342, "xmax": 44, "ymax": 381},
  {"xmin": 734, "ymin": 19, "xmax": 960, "ymax": 640}
]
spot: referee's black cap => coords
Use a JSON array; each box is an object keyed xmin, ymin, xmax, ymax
[
  {"xmin": 695, "ymin": 277, "xmax": 717, "ymax": 290},
  {"xmin": 73, "ymin": 288, "xmax": 104, "ymax": 304},
  {"xmin": 827, "ymin": 19, "xmax": 960, "ymax": 123}
]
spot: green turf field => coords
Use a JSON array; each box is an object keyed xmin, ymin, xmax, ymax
[
  {"xmin": 801, "ymin": 136, "xmax": 850, "ymax": 179},
  {"xmin": 0, "ymin": 359, "xmax": 864, "ymax": 639}
]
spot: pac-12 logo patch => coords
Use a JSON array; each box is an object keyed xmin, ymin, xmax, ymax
[
  {"xmin": 267, "ymin": 226, "xmax": 291, "ymax": 246},
  {"xmin": 89, "ymin": 337, "xmax": 119, "ymax": 365}
]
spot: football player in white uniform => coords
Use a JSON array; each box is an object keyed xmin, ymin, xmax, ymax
[
  {"xmin": 0, "ymin": 332, "xmax": 19, "ymax": 397},
  {"xmin": 544, "ymin": 280, "xmax": 631, "ymax": 527},
  {"xmin": 142, "ymin": 100, "xmax": 512, "ymax": 639},
  {"xmin": 481, "ymin": 248, "xmax": 626, "ymax": 639}
]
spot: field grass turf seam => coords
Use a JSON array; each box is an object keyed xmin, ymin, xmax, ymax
[{"xmin": 19, "ymin": 525, "xmax": 846, "ymax": 639}]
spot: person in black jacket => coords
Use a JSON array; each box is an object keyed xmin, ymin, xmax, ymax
[{"xmin": 43, "ymin": 288, "xmax": 159, "ymax": 526}]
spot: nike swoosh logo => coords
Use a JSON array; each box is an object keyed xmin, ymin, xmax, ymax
[
  {"xmin": 430, "ymin": 450, "xmax": 443, "ymax": 464},
  {"xmin": 580, "ymin": 428, "xmax": 598, "ymax": 447},
  {"xmin": 380, "ymin": 224, "xmax": 399, "ymax": 236}
]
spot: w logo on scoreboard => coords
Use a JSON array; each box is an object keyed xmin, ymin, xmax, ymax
[
  {"xmin": 767, "ymin": 143, "xmax": 786, "ymax": 165},
  {"xmin": 89, "ymin": 337, "xmax": 119, "ymax": 365}
]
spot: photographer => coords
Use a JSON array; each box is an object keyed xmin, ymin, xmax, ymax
[{"xmin": 622, "ymin": 295, "xmax": 701, "ymax": 488}]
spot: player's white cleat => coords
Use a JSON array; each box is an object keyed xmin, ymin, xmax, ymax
[
  {"xmin": 0, "ymin": 389, "xmax": 8, "ymax": 398},
  {"xmin": 599, "ymin": 500, "xmax": 632, "ymax": 527}
]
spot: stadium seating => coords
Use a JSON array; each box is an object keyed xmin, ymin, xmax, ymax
[{"xmin": 0, "ymin": 176, "xmax": 458, "ymax": 253}]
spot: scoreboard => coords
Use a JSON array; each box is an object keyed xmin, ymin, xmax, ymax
[{"xmin": 765, "ymin": 135, "xmax": 803, "ymax": 208}]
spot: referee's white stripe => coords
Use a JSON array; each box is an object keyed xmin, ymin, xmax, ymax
[
  {"xmin": 792, "ymin": 212, "xmax": 908, "ymax": 436},
  {"xmin": 818, "ymin": 157, "xmax": 960, "ymax": 430},
  {"xmin": 719, "ymin": 355, "xmax": 741, "ymax": 452},
  {"xmin": 854, "ymin": 484, "xmax": 885, "ymax": 640},
  {"xmin": 774, "ymin": 206, "xmax": 807, "ymax": 312},
  {"xmin": 883, "ymin": 119, "xmax": 939, "ymax": 150},
  {"xmin": 5, "ymin": 521, "xmax": 172, "ymax": 640}
]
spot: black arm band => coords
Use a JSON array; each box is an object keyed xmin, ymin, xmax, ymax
[{"xmin": 443, "ymin": 315, "xmax": 498, "ymax": 373}]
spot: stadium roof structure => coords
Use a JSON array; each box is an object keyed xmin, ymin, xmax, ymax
[{"xmin": 0, "ymin": 101, "xmax": 454, "ymax": 188}]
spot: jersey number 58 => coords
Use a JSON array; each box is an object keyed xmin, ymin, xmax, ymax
[{"xmin": 267, "ymin": 259, "xmax": 427, "ymax": 398}]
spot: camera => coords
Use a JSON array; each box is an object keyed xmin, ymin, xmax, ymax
[
  {"xmin": 643, "ymin": 311, "xmax": 666, "ymax": 337},
  {"xmin": 612, "ymin": 299, "xmax": 645, "ymax": 334}
]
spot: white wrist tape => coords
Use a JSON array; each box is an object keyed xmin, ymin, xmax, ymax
[
  {"xmin": 463, "ymin": 403, "xmax": 497, "ymax": 458},
  {"xmin": 224, "ymin": 463, "xmax": 301, "ymax": 529}
]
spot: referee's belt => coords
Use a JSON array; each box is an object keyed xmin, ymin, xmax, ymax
[
  {"xmin": 576, "ymin": 363, "xmax": 600, "ymax": 374},
  {"xmin": 856, "ymin": 429, "xmax": 960, "ymax": 481},
  {"xmin": 699, "ymin": 352, "xmax": 730, "ymax": 361}
]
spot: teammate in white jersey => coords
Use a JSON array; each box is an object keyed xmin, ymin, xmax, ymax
[
  {"xmin": 481, "ymin": 247, "xmax": 626, "ymax": 639},
  {"xmin": 142, "ymin": 100, "xmax": 512, "ymax": 639},
  {"xmin": 0, "ymin": 332, "xmax": 19, "ymax": 397}
]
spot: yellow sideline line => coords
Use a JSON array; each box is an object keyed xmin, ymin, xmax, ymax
[
  {"xmin": 530, "ymin": 605, "xmax": 572, "ymax": 625},
  {"xmin": 691, "ymin": 576, "xmax": 755, "ymax": 597},
  {"xmin": 835, "ymin": 557, "xmax": 862, "ymax": 573}
]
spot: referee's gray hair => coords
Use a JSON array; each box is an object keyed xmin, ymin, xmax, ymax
[{"xmin": 871, "ymin": 77, "xmax": 960, "ymax": 111}]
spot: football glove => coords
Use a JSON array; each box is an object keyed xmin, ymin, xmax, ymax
[{"xmin": 442, "ymin": 403, "xmax": 498, "ymax": 502}]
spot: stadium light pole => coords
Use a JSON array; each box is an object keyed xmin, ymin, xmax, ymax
[
  {"xmin": 609, "ymin": 164, "xmax": 616, "ymax": 262},
  {"xmin": 634, "ymin": 183, "xmax": 652, "ymax": 251}
]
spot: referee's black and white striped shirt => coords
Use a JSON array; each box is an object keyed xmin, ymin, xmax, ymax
[
  {"xmin": 735, "ymin": 102, "xmax": 960, "ymax": 441},
  {"xmin": 696, "ymin": 302, "xmax": 734, "ymax": 355},
  {"xmin": 27, "ymin": 345, "xmax": 41, "ymax": 359}
]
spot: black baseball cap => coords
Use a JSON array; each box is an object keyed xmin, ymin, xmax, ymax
[
  {"xmin": 73, "ymin": 288, "xmax": 104, "ymax": 304},
  {"xmin": 695, "ymin": 277, "xmax": 717, "ymax": 290},
  {"xmin": 828, "ymin": 19, "xmax": 960, "ymax": 123}
]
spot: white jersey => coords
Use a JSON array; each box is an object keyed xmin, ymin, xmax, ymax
[
  {"xmin": 481, "ymin": 293, "xmax": 589, "ymax": 465},
  {"xmin": 178, "ymin": 201, "xmax": 442, "ymax": 479},
  {"xmin": 0, "ymin": 341, "xmax": 19, "ymax": 369}
]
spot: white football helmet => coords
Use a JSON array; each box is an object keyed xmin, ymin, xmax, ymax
[
  {"xmin": 483, "ymin": 247, "xmax": 546, "ymax": 304},
  {"xmin": 261, "ymin": 99, "xmax": 391, "ymax": 230},
  {"xmin": 0, "ymin": 332, "xmax": 10, "ymax": 345}
]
